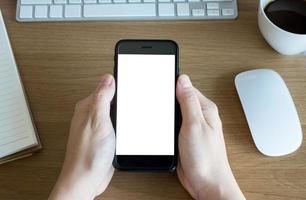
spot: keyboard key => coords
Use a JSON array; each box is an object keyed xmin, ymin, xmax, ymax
[
  {"xmin": 207, "ymin": 9, "xmax": 219, "ymax": 16},
  {"xmin": 192, "ymin": 9, "xmax": 205, "ymax": 16},
  {"xmin": 177, "ymin": 3, "xmax": 189, "ymax": 16},
  {"xmin": 173, "ymin": 0, "xmax": 185, "ymax": 2},
  {"xmin": 84, "ymin": 0, "xmax": 97, "ymax": 3},
  {"xmin": 84, "ymin": 4, "xmax": 156, "ymax": 17},
  {"xmin": 35, "ymin": 5, "xmax": 48, "ymax": 18},
  {"xmin": 222, "ymin": 8, "xmax": 234, "ymax": 16},
  {"xmin": 158, "ymin": 3, "xmax": 175, "ymax": 16},
  {"xmin": 98, "ymin": 0, "xmax": 112, "ymax": 3},
  {"xmin": 143, "ymin": 0, "xmax": 156, "ymax": 2},
  {"xmin": 202, "ymin": 0, "xmax": 232, "ymax": 1},
  {"xmin": 21, "ymin": 0, "xmax": 52, "ymax": 4},
  {"xmin": 159, "ymin": 0, "xmax": 171, "ymax": 2},
  {"xmin": 50, "ymin": 5, "xmax": 63, "ymax": 18},
  {"xmin": 207, "ymin": 3, "xmax": 219, "ymax": 9},
  {"xmin": 128, "ymin": 0, "xmax": 141, "ymax": 3},
  {"xmin": 19, "ymin": 6, "xmax": 33, "ymax": 19},
  {"xmin": 113, "ymin": 0, "xmax": 127, "ymax": 3},
  {"xmin": 69, "ymin": 0, "xmax": 82, "ymax": 3},
  {"xmin": 65, "ymin": 5, "xmax": 82, "ymax": 17},
  {"xmin": 54, "ymin": 0, "xmax": 67, "ymax": 3}
]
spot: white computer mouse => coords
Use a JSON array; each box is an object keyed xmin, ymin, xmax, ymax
[{"xmin": 235, "ymin": 69, "xmax": 303, "ymax": 157}]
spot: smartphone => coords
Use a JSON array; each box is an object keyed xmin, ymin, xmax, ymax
[{"xmin": 112, "ymin": 40, "xmax": 180, "ymax": 171}]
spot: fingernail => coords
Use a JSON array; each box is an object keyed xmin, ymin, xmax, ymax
[
  {"xmin": 180, "ymin": 75, "xmax": 192, "ymax": 88},
  {"xmin": 101, "ymin": 75, "xmax": 112, "ymax": 86}
]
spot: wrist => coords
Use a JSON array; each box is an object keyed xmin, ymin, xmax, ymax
[
  {"xmin": 197, "ymin": 167, "xmax": 245, "ymax": 200},
  {"xmin": 199, "ymin": 179, "xmax": 244, "ymax": 200},
  {"xmin": 49, "ymin": 181, "xmax": 95, "ymax": 200},
  {"xmin": 49, "ymin": 167, "xmax": 97, "ymax": 200}
]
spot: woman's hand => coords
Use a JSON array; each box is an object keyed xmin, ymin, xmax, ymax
[
  {"xmin": 176, "ymin": 75, "xmax": 245, "ymax": 200},
  {"xmin": 49, "ymin": 74, "xmax": 116, "ymax": 200}
]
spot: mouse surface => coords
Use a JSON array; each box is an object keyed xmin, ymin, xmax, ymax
[{"xmin": 235, "ymin": 69, "xmax": 302, "ymax": 157}]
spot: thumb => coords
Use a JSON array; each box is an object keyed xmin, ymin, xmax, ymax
[
  {"xmin": 90, "ymin": 74, "xmax": 115, "ymax": 123},
  {"xmin": 176, "ymin": 75, "xmax": 204, "ymax": 125}
]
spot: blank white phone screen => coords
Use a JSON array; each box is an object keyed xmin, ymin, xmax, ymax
[{"xmin": 116, "ymin": 54, "xmax": 175, "ymax": 156}]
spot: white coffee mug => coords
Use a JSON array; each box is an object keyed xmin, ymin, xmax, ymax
[{"xmin": 258, "ymin": 0, "xmax": 306, "ymax": 55}]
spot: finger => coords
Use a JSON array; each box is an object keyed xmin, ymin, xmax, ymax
[
  {"xmin": 194, "ymin": 88, "xmax": 221, "ymax": 128},
  {"xmin": 74, "ymin": 95, "xmax": 92, "ymax": 114},
  {"xmin": 176, "ymin": 75, "xmax": 205, "ymax": 125},
  {"xmin": 71, "ymin": 95, "xmax": 93, "ymax": 130},
  {"xmin": 90, "ymin": 74, "xmax": 115, "ymax": 122}
]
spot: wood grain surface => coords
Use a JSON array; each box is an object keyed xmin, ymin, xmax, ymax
[{"xmin": 0, "ymin": 1, "xmax": 305, "ymax": 199}]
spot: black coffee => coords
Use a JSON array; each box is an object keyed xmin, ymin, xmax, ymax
[{"xmin": 264, "ymin": 0, "xmax": 306, "ymax": 34}]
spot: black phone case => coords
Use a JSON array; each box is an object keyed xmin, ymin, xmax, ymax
[{"xmin": 111, "ymin": 39, "xmax": 181, "ymax": 172}]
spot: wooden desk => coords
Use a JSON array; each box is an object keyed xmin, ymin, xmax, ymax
[{"xmin": 0, "ymin": 1, "xmax": 305, "ymax": 199}]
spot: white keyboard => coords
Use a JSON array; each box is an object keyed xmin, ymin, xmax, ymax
[{"xmin": 16, "ymin": 0, "xmax": 238, "ymax": 22}]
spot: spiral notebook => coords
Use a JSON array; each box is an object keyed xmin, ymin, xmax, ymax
[{"xmin": 0, "ymin": 10, "xmax": 41, "ymax": 164}]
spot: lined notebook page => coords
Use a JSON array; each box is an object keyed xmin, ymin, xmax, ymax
[{"xmin": 0, "ymin": 11, "xmax": 38, "ymax": 158}]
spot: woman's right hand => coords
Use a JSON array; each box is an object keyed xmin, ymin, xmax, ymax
[{"xmin": 176, "ymin": 75, "xmax": 245, "ymax": 200}]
